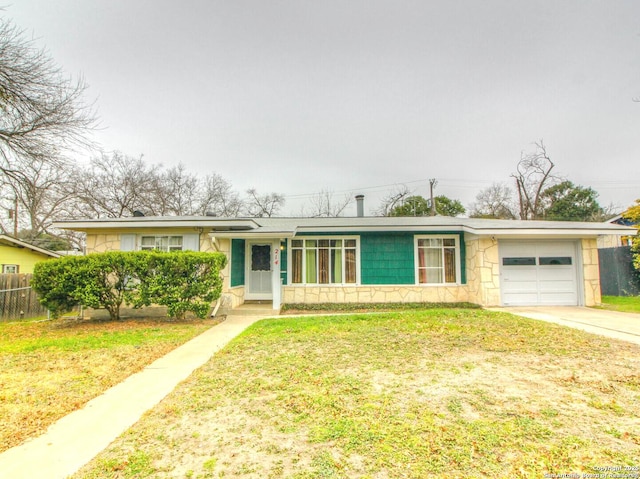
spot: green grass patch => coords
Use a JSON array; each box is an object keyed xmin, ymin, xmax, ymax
[
  {"xmin": 0, "ymin": 317, "xmax": 215, "ymax": 452},
  {"xmin": 599, "ymin": 295, "xmax": 640, "ymax": 313},
  {"xmin": 73, "ymin": 309, "xmax": 640, "ymax": 478}
]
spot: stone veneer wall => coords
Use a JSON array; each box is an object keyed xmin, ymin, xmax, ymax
[
  {"xmin": 86, "ymin": 234, "xmax": 120, "ymax": 253},
  {"xmin": 597, "ymin": 235, "xmax": 620, "ymax": 249},
  {"xmin": 199, "ymin": 237, "xmax": 245, "ymax": 312},
  {"xmin": 280, "ymin": 235, "xmax": 504, "ymax": 307},
  {"xmin": 581, "ymin": 238, "xmax": 601, "ymax": 306},
  {"xmin": 281, "ymin": 285, "xmax": 471, "ymax": 304},
  {"xmin": 464, "ymin": 237, "xmax": 501, "ymax": 307}
]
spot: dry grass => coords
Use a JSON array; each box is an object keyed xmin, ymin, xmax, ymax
[
  {"xmin": 72, "ymin": 309, "xmax": 640, "ymax": 478},
  {"xmin": 0, "ymin": 316, "xmax": 215, "ymax": 452}
]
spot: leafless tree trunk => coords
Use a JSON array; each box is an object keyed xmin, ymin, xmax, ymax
[
  {"xmin": 511, "ymin": 140, "xmax": 561, "ymax": 220},
  {"xmin": 0, "ymin": 18, "xmax": 95, "ymax": 178},
  {"xmin": 301, "ymin": 189, "xmax": 352, "ymax": 217},
  {"xmin": 376, "ymin": 185, "xmax": 412, "ymax": 216},
  {"xmin": 0, "ymin": 157, "xmax": 77, "ymax": 239},
  {"xmin": 244, "ymin": 188, "xmax": 285, "ymax": 217}
]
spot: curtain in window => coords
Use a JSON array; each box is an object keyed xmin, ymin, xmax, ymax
[
  {"xmin": 305, "ymin": 249, "xmax": 317, "ymax": 283},
  {"xmin": 417, "ymin": 238, "xmax": 457, "ymax": 284},
  {"xmin": 292, "ymin": 249, "xmax": 302, "ymax": 283},
  {"xmin": 331, "ymin": 249, "xmax": 342, "ymax": 283},
  {"xmin": 292, "ymin": 238, "xmax": 357, "ymax": 284},
  {"xmin": 318, "ymin": 248, "xmax": 329, "ymax": 283},
  {"xmin": 345, "ymin": 249, "xmax": 356, "ymax": 283},
  {"xmin": 444, "ymin": 248, "xmax": 456, "ymax": 282}
]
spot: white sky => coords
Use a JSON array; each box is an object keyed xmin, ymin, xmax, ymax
[{"xmin": 7, "ymin": 0, "xmax": 640, "ymax": 216}]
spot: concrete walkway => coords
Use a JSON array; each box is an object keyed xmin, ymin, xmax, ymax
[
  {"xmin": 0, "ymin": 313, "xmax": 271, "ymax": 479},
  {"xmin": 492, "ymin": 306, "xmax": 640, "ymax": 346}
]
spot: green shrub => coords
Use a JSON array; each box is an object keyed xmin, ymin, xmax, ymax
[
  {"xmin": 32, "ymin": 256, "xmax": 82, "ymax": 318},
  {"xmin": 139, "ymin": 251, "xmax": 227, "ymax": 320},
  {"xmin": 32, "ymin": 251, "xmax": 227, "ymax": 320},
  {"xmin": 73, "ymin": 251, "xmax": 151, "ymax": 321}
]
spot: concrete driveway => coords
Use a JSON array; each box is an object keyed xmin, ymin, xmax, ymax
[{"xmin": 492, "ymin": 306, "xmax": 640, "ymax": 346}]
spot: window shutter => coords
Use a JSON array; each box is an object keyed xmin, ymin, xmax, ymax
[
  {"xmin": 182, "ymin": 234, "xmax": 200, "ymax": 251},
  {"xmin": 120, "ymin": 234, "xmax": 136, "ymax": 251}
]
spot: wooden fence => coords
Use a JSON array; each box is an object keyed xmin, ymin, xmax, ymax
[{"xmin": 0, "ymin": 274, "xmax": 48, "ymax": 321}]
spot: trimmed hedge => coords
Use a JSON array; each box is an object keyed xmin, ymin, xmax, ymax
[{"xmin": 32, "ymin": 251, "xmax": 227, "ymax": 320}]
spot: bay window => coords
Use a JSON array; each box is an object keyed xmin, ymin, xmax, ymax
[
  {"xmin": 415, "ymin": 236, "xmax": 459, "ymax": 284},
  {"xmin": 291, "ymin": 238, "xmax": 357, "ymax": 284}
]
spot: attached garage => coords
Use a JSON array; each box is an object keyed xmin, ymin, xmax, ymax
[{"xmin": 499, "ymin": 240, "xmax": 580, "ymax": 306}]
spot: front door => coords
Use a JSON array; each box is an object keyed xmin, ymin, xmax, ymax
[{"xmin": 245, "ymin": 242, "xmax": 273, "ymax": 300}]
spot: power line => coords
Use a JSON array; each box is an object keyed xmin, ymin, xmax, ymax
[{"xmin": 283, "ymin": 176, "xmax": 640, "ymax": 200}]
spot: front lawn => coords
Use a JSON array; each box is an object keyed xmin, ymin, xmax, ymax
[
  {"xmin": 600, "ymin": 295, "xmax": 640, "ymax": 313},
  {"xmin": 0, "ymin": 317, "xmax": 215, "ymax": 452},
  {"xmin": 74, "ymin": 310, "xmax": 640, "ymax": 478}
]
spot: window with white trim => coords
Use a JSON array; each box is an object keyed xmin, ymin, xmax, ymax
[
  {"xmin": 415, "ymin": 236, "xmax": 459, "ymax": 284},
  {"xmin": 2, "ymin": 264, "xmax": 18, "ymax": 274},
  {"xmin": 290, "ymin": 238, "xmax": 358, "ymax": 284},
  {"xmin": 140, "ymin": 236, "xmax": 183, "ymax": 252}
]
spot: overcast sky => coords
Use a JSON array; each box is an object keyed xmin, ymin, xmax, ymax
[{"xmin": 7, "ymin": 1, "xmax": 640, "ymax": 216}]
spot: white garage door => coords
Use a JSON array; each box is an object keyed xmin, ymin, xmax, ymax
[{"xmin": 499, "ymin": 240, "xmax": 579, "ymax": 306}]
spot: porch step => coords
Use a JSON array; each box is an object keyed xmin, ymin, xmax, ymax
[{"xmin": 227, "ymin": 302, "xmax": 280, "ymax": 317}]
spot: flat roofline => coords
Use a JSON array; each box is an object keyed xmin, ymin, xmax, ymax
[{"xmin": 54, "ymin": 218, "xmax": 260, "ymax": 231}]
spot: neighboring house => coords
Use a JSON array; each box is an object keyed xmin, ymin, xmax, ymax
[
  {"xmin": 597, "ymin": 214, "xmax": 637, "ymax": 248},
  {"xmin": 596, "ymin": 215, "xmax": 639, "ymax": 296},
  {"xmin": 55, "ymin": 212, "xmax": 634, "ymax": 312},
  {"xmin": 0, "ymin": 235, "xmax": 61, "ymax": 274}
]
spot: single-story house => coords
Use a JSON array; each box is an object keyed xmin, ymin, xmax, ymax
[
  {"xmin": 55, "ymin": 211, "xmax": 635, "ymax": 312},
  {"xmin": 0, "ymin": 234, "xmax": 61, "ymax": 274}
]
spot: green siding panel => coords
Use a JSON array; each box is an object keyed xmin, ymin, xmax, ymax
[
  {"xmin": 360, "ymin": 233, "xmax": 415, "ymax": 285},
  {"xmin": 230, "ymin": 239, "xmax": 245, "ymax": 287},
  {"xmin": 290, "ymin": 230, "xmax": 467, "ymax": 286}
]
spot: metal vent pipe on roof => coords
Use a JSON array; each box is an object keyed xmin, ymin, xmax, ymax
[{"xmin": 355, "ymin": 194, "xmax": 364, "ymax": 217}]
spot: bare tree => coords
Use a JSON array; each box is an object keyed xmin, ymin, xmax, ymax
[
  {"xmin": 71, "ymin": 154, "xmax": 249, "ymax": 219},
  {"xmin": 71, "ymin": 152, "xmax": 161, "ymax": 218},
  {"xmin": 469, "ymin": 183, "xmax": 517, "ymax": 219},
  {"xmin": 197, "ymin": 174, "xmax": 243, "ymax": 217},
  {"xmin": 0, "ymin": 18, "xmax": 95, "ymax": 179},
  {"xmin": 301, "ymin": 189, "xmax": 352, "ymax": 217},
  {"xmin": 244, "ymin": 188, "xmax": 285, "ymax": 217},
  {"xmin": 0, "ymin": 156, "xmax": 77, "ymax": 239},
  {"xmin": 511, "ymin": 140, "xmax": 562, "ymax": 220},
  {"xmin": 0, "ymin": 15, "xmax": 95, "ymax": 240},
  {"xmin": 376, "ymin": 185, "xmax": 412, "ymax": 216},
  {"xmin": 153, "ymin": 164, "xmax": 200, "ymax": 216}
]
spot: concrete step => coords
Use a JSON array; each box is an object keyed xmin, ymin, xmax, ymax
[{"xmin": 227, "ymin": 303, "xmax": 280, "ymax": 317}]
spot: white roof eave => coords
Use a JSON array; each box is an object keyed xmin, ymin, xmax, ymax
[
  {"xmin": 54, "ymin": 218, "xmax": 260, "ymax": 231},
  {"xmin": 461, "ymin": 226, "xmax": 637, "ymax": 238},
  {"xmin": 208, "ymin": 231, "xmax": 295, "ymax": 239}
]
